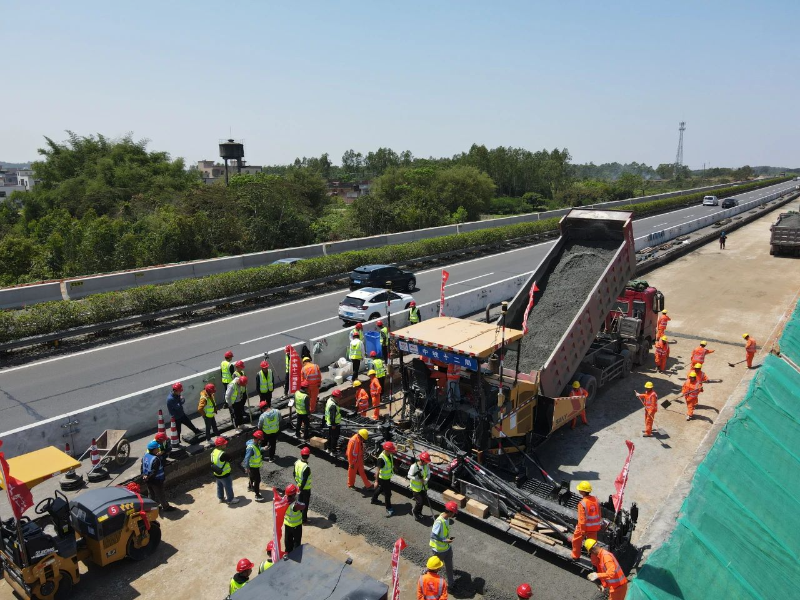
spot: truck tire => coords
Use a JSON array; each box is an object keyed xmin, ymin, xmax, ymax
[
  {"xmin": 770, "ymin": 245, "xmax": 775, "ymax": 256},
  {"xmin": 620, "ymin": 349, "xmax": 633, "ymax": 378},
  {"xmin": 577, "ymin": 374, "xmax": 598, "ymax": 407},
  {"xmin": 635, "ymin": 339, "xmax": 651, "ymax": 366}
]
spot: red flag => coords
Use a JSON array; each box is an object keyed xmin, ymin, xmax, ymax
[
  {"xmin": 439, "ymin": 270, "xmax": 450, "ymax": 317},
  {"xmin": 391, "ymin": 537, "xmax": 407, "ymax": 600},
  {"xmin": 522, "ymin": 282, "xmax": 540, "ymax": 335},
  {"xmin": 0, "ymin": 443, "xmax": 34, "ymax": 520},
  {"xmin": 612, "ymin": 440, "xmax": 635, "ymax": 514},
  {"xmin": 272, "ymin": 487, "xmax": 289, "ymax": 558},
  {"xmin": 288, "ymin": 346, "xmax": 302, "ymax": 394}
]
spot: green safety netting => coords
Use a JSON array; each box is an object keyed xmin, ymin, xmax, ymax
[
  {"xmin": 779, "ymin": 300, "xmax": 800, "ymax": 365},
  {"xmin": 627, "ymin": 350, "xmax": 800, "ymax": 600}
]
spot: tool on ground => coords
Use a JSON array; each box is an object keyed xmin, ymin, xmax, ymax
[{"xmin": 728, "ymin": 358, "xmax": 748, "ymax": 367}]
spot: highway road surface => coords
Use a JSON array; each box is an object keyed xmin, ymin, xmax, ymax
[{"xmin": 0, "ymin": 180, "xmax": 795, "ymax": 431}]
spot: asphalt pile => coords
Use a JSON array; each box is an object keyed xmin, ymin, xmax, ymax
[
  {"xmin": 777, "ymin": 212, "xmax": 800, "ymax": 228},
  {"xmin": 505, "ymin": 241, "xmax": 619, "ymax": 374}
]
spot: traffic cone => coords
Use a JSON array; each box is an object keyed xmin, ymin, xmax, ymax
[
  {"xmin": 157, "ymin": 409, "xmax": 166, "ymax": 438},
  {"xmin": 90, "ymin": 439, "xmax": 100, "ymax": 468},
  {"xmin": 169, "ymin": 416, "xmax": 180, "ymax": 446}
]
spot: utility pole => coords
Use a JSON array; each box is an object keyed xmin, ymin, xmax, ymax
[{"xmin": 674, "ymin": 121, "xmax": 686, "ymax": 179}]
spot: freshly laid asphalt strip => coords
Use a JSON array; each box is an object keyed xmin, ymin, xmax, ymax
[
  {"xmin": 505, "ymin": 241, "xmax": 618, "ymax": 374},
  {"xmin": 260, "ymin": 439, "xmax": 601, "ymax": 600}
]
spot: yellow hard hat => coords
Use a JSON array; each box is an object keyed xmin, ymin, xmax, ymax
[
  {"xmin": 303, "ymin": 356, "xmax": 311, "ymax": 362},
  {"xmin": 700, "ymin": 341, "xmax": 707, "ymax": 347},
  {"xmin": 427, "ymin": 556, "xmax": 444, "ymax": 570},
  {"xmin": 694, "ymin": 363, "xmax": 702, "ymax": 369},
  {"xmin": 359, "ymin": 429, "xmax": 369, "ymax": 440},
  {"xmin": 577, "ymin": 481, "xmax": 592, "ymax": 493},
  {"xmin": 661, "ymin": 335, "xmax": 668, "ymax": 341},
  {"xmin": 572, "ymin": 381, "xmax": 581, "ymax": 389},
  {"xmin": 689, "ymin": 371, "xmax": 697, "ymax": 378},
  {"xmin": 584, "ymin": 539, "xmax": 598, "ymax": 552},
  {"xmin": 644, "ymin": 381, "xmax": 654, "ymax": 389},
  {"xmin": 368, "ymin": 369, "xmax": 377, "ymax": 376},
  {"xmin": 353, "ymin": 380, "xmax": 362, "ymax": 387},
  {"xmin": 742, "ymin": 333, "xmax": 749, "ymax": 338},
  {"xmin": 662, "ymin": 309, "xmax": 668, "ymax": 314}
]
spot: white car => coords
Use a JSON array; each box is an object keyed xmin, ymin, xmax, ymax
[
  {"xmin": 702, "ymin": 195, "xmax": 719, "ymax": 206},
  {"xmin": 338, "ymin": 287, "xmax": 415, "ymax": 325}
]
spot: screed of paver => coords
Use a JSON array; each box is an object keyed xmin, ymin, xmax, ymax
[{"xmin": 540, "ymin": 197, "xmax": 800, "ymax": 544}]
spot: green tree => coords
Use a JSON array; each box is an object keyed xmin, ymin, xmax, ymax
[
  {"xmin": 614, "ymin": 173, "xmax": 644, "ymax": 199},
  {"xmin": 656, "ymin": 163, "xmax": 674, "ymax": 180}
]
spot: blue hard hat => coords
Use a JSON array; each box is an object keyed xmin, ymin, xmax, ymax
[{"xmin": 147, "ymin": 440, "xmax": 159, "ymax": 450}]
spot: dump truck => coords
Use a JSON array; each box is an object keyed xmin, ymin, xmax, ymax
[{"xmin": 770, "ymin": 211, "xmax": 800, "ymax": 256}]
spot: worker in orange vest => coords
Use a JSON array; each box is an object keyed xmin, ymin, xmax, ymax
[
  {"xmin": 636, "ymin": 382, "xmax": 658, "ymax": 437},
  {"xmin": 301, "ymin": 357, "xmax": 322, "ymax": 412},
  {"xmin": 656, "ymin": 310, "xmax": 670, "ymax": 340},
  {"xmin": 743, "ymin": 333, "xmax": 757, "ymax": 368},
  {"xmin": 570, "ymin": 381, "xmax": 589, "ymax": 429},
  {"xmin": 682, "ymin": 372, "xmax": 704, "ymax": 421},
  {"xmin": 654, "ymin": 336, "xmax": 670, "ymax": 372},
  {"xmin": 585, "ymin": 539, "xmax": 628, "ymax": 599},
  {"xmin": 687, "ymin": 362, "xmax": 709, "ymax": 383},
  {"xmin": 417, "ymin": 556, "xmax": 448, "ymax": 600},
  {"xmin": 690, "ymin": 341, "xmax": 714, "ymax": 366},
  {"xmin": 369, "ymin": 370, "xmax": 382, "ymax": 420},
  {"xmin": 353, "ymin": 380, "xmax": 370, "ymax": 417},
  {"xmin": 571, "ymin": 480, "xmax": 603, "ymax": 559},
  {"xmin": 346, "ymin": 429, "xmax": 373, "ymax": 490}
]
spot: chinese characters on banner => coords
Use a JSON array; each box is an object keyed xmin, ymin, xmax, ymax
[
  {"xmin": 396, "ymin": 340, "xmax": 478, "ymax": 371},
  {"xmin": 439, "ymin": 270, "xmax": 449, "ymax": 317},
  {"xmin": 391, "ymin": 537, "xmax": 407, "ymax": 600},
  {"xmin": 612, "ymin": 440, "xmax": 635, "ymax": 514},
  {"xmin": 522, "ymin": 282, "xmax": 540, "ymax": 335},
  {"xmin": 288, "ymin": 346, "xmax": 302, "ymax": 394},
  {"xmin": 271, "ymin": 487, "xmax": 288, "ymax": 560}
]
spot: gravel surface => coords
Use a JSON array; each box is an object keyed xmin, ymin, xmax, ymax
[
  {"xmin": 776, "ymin": 212, "xmax": 800, "ymax": 228},
  {"xmin": 505, "ymin": 241, "xmax": 619, "ymax": 373}
]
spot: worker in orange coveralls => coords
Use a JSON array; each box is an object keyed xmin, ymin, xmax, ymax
[
  {"xmin": 369, "ymin": 370, "xmax": 382, "ymax": 420},
  {"xmin": 636, "ymin": 382, "xmax": 658, "ymax": 437},
  {"xmin": 654, "ymin": 336, "xmax": 670, "ymax": 372},
  {"xmin": 656, "ymin": 310, "xmax": 671, "ymax": 340},
  {"xmin": 585, "ymin": 539, "xmax": 628, "ymax": 600},
  {"xmin": 353, "ymin": 380, "xmax": 370, "ymax": 417},
  {"xmin": 690, "ymin": 341, "xmax": 714, "ymax": 366},
  {"xmin": 687, "ymin": 362, "xmax": 709, "ymax": 383},
  {"xmin": 300, "ymin": 357, "xmax": 321, "ymax": 412},
  {"xmin": 743, "ymin": 334, "xmax": 757, "ymax": 368},
  {"xmin": 682, "ymin": 372, "xmax": 704, "ymax": 421},
  {"xmin": 571, "ymin": 481, "xmax": 602, "ymax": 560},
  {"xmin": 346, "ymin": 428, "xmax": 373, "ymax": 490},
  {"xmin": 569, "ymin": 381, "xmax": 589, "ymax": 429}
]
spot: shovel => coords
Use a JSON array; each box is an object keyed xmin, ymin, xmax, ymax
[
  {"xmin": 635, "ymin": 390, "xmax": 672, "ymax": 410},
  {"xmin": 728, "ymin": 358, "xmax": 748, "ymax": 368}
]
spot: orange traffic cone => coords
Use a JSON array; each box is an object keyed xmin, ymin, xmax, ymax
[
  {"xmin": 169, "ymin": 416, "xmax": 180, "ymax": 446},
  {"xmin": 157, "ymin": 409, "xmax": 166, "ymax": 438},
  {"xmin": 90, "ymin": 439, "xmax": 100, "ymax": 468}
]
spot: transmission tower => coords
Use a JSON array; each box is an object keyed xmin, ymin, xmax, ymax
[{"xmin": 674, "ymin": 121, "xmax": 686, "ymax": 177}]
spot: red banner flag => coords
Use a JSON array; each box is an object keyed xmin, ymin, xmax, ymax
[
  {"xmin": 0, "ymin": 442, "xmax": 34, "ymax": 520},
  {"xmin": 612, "ymin": 440, "xmax": 635, "ymax": 514},
  {"xmin": 391, "ymin": 537, "xmax": 407, "ymax": 600},
  {"xmin": 288, "ymin": 346, "xmax": 302, "ymax": 394},
  {"xmin": 522, "ymin": 282, "xmax": 540, "ymax": 335},
  {"xmin": 439, "ymin": 270, "xmax": 450, "ymax": 317},
  {"xmin": 271, "ymin": 486, "xmax": 289, "ymax": 559}
]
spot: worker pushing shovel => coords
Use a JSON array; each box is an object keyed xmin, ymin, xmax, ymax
[{"xmin": 635, "ymin": 383, "xmax": 661, "ymax": 437}]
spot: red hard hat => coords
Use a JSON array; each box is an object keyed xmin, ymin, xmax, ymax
[
  {"xmin": 352, "ymin": 331, "xmax": 359, "ymax": 337},
  {"xmin": 285, "ymin": 484, "xmax": 298, "ymax": 496},
  {"xmin": 238, "ymin": 375, "xmax": 248, "ymax": 386},
  {"xmin": 266, "ymin": 540, "xmax": 275, "ymax": 552},
  {"xmin": 259, "ymin": 401, "xmax": 268, "ymax": 409},
  {"xmin": 155, "ymin": 432, "xmax": 167, "ymax": 442},
  {"xmin": 419, "ymin": 451, "xmax": 431, "ymax": 463},
  {"xmin": 253, "ymin": 430, "xmax": 265, "ymax": 440},
  {"xmin": 377, "ymin": 320, "xmax": 383, "ymax": 327},
  {"xmin": 172, "ymin": 382, "xmax": 183, "ymax": 393},
  {"xmin": 235, "ymin": 360, "xmax": 245, "ymax": 369},
  {"xmin": 445, "ymin": 501, "xmax": 459, "ymax": 514},
  {"xmin": 300, "ymin": 446, "xmax": 311, "ymax": 457},
  {"xmin": 261, "ymin": 360, "xmax": 269, "ymax": 369},
  {"xmin": 224, "ymin": 351, "xmax": 234, "ymax": 359},
  {"xmin": 516, "ymin": 583, "xmax": 533, "ymax": 599},
  {"xmin": 410, "ymin": 301, "xmax": 416, "ymax": 307},
  {"xmin": 382, "ymin": 441, "xmax": 396, "ymax": 453},
  {"xmin": 204, "ymin": 383, "xmax": 216, "ymax": 394},
  {"xmin": 370, "ymin": 351, "xmax": 377, "ymax": 357},
  {"xmin": 355, "ymin": 323, "xmax": 363, "ymax": 329},
  {"xmin": 237, "ymin": 558, "xmax": 254, "ymax": 573},
  {"xmin": 332, "ymin": 389, "xmax": 342, "ymax": 397},
  {"xmin": 215, "ymin": 436, "xmax": 228, "ymax": 447}
]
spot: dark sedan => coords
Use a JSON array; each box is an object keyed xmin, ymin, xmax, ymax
[
  {"xmin": 721, "ymin": 198, "xmax": 739, "ymax": 208},
  {"xmin": 349, "ymin": 264, "xmax": 416, "ymax": 292}
]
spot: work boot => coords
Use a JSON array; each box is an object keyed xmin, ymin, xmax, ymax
[
  {"xmin": 255, "ymin": 493, "xmax": 264, "ymax": 500},
  {"xmin": 686, "ymin": 415, "xmax": 692, "ymax": 421},
  {"xmin": 413, "ymin": 512, "xmax": 423, "ymax": 521},
  {"xmin": 229, "ymin": 498, "xmax": 240, "ymax": 505},
  {"xmin": 370, "ymin": 499, "xmax": 381, "ymax": 505},
  {"xmin": 386, "ymin": 508, "xmax": 395, "ymax": 518}
]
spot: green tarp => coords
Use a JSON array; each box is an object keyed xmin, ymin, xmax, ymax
[{"xmin": 780, "ymin": 300, "xmax": 800, "ymax": 365}]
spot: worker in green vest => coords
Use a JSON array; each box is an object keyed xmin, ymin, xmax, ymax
[
  {"xmin": 295, "ymin": 446, "xmax": 312, "ymax": 523},
  {"xmin": 257, "ymin": 399, "xmax": 280, "ymax": 462},
  {"xmin": 348, "ymin": 330, "xmax": 364, "ymax": 379},
  {"xmin": 409, "ymin": 451, "xmax": 432, "ymax": 520},
  {"xmin": 229, "ymin": 558, "xmax": 254, "ymax": 596},
  {"xmin": 409, "ymin": 301, "xmax": 421, "ymax": 324},
  {"xmin": 221, "ymin": 350, "xmax": 234, "ymax": 394},
  {"xmin": 430, "ymin": 502, "xmax": 459, "ymax": 587},
  {"xmin": 294, "ymin": 381, "xmax": 310, "ymax": 440},
  {"xmin": 256, "ymin": 360, "xmax": 274, "ymax": 404},
  {"xmin": 377, "ymin": 319, "xmax": 390, "ymax": 359},
  {"xmin": 211, "ymin": 437, "xmax": 238, "ymax": 505},
  {"xmin": 369, "ymin": 350, "xmax": 387, "ymax": 392},
  {"xmin": 325, "ymin": 389, "xmax": 342, "ymax": 456},
  {"xmin": 244, "ymin": 430, "xmax": 264, "ymax": 500},
  {"xmin": 259, "ymin": 541, "xmax": 277, "ymax": 573},
  {"xmin": 371, "ymin": 441, "xmax": 396, "ymax": 517},
  {"xmin": 283, "ymin": 484, "xmax": 306, "ymax": 553}
]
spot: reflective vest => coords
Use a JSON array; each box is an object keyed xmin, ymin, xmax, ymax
[
  {"xmin": 409, "ymin": 462, "xmax": 429, "ymax": 493},
  {"xmin": 261, "ymin": 409, "xmax": 280, "ymax": 434},
  {"xmin": 234, "ymin": 369, "xmax": 244, "ymax": 380},
  {"xmin": 221, "ymin": 360, "xmax": 233, "ymax": 384},
  {"xmin": 655, "ymin": 342, "xmax": 669, "ymax": 357},
  {"xmin": 370, "ymin": 377, "xmax": 382, "ymax": 401},
  {"xmin": 258, "ymin": 560, "xmax": 273, "ymax": 574},
  {"xmin": 141, "ymin": 453, "xmax": 164, "ymax": 481},
  {"xmin": 355, "ymin": 389, "xmax": 370, "ymax": 413},
  {"xmin": 294, "ymin": 460, "xmax": 311, "ymax": 490},
  {"xmin": 418, "ymin": 572, "xmax": 446, "ymax": 600},
  {"xmin": 691, "ymin": 347, "xmax": 708, "ymax": 364},
  {"xmin": 211, "ymin": 448, "xmax": 231, "ymax": 478},
  {"xmin": 200, "ymin": 391, "xmax": 216, "ymax": 418},
  {"xmin": 641, "ymin": 391, "xmax": 658, "ymax": 412},
  {"xmin": 372, "ymin": 358, "xmax": 386, "ymax": 378},
  {"xmin": 682, "ymin": 381, "xmax": 702, "ymax": 401},
  {"xmin": 352, "ymin": 329, "xmax": 364, "ymax": 343},
  {"xmin": 229, "ymin": 578, "xmax": 246, "ymax": 596},
  {"xmin": 594, "ymin": 548, "xmax": 628, "ymax": 589},
  {"xmin": 380, "ymin": 326, "xmax": 389, "ymax": 346},
  {"xmin": 349, "ymin": 338, "xmax": 363, "ymax": 360},
  {"xmin": 258, "ymin": 369, "xmax": 274, "ymax": 393},
  {"xmin": 570, "ymin": 388, "xmax": 588, "ymax": 401},
  {"xmin": 746, "ymin": 338, "xmax": 757, "ymax": 354},
  {"xmin": 294, "ymin": 391, "xmax": 308, "ymax": 415},
  {"xmin": 229, "ymin": 381, "xmax": 245, "ymax": 404},
  {"xmin": 246, "ymin": 440, "xmax": 263, "ymax": 468},
  {"xmin": 446, "ymin": 363, "xmax": 460, "ymax": 382},
  {"xmin": 430, "ymin": 515, "xmax": 450, "ymax": 552},
  {"xmin": 409, "ymin": 306, "xmax": 420, "ymax": 324},
  {"xmin": 657, "ymin": 315, "xmax": 669, "ymax": 330},
  {"xmin": 378, "ymin": 451, "xmax": 393, "ymax": 480},
  {"xmin": 580, "ymin": 495, "xmax": 603, "ymax": 531},
  {"xmin": 285, "ymin": 502, "xmax": 303, "ymax": 527},
  {"xmin": 325, "ymin": 398, "xmax": 341, "ymax": 426},
  {"xmin": 302, "ymin": 363, "xmax": 321, "ymax": 385},
  {"xmin": 285, "ymin": 353, "xmax": 290, "ymax": 372}
]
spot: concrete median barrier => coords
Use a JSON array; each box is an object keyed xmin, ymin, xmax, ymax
[{"xmin": 0, "ymin": 281, "xmax": 63, "ymax": 309}]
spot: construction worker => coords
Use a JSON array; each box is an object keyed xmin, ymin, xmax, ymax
[
  {"xmin": 211, "ymin": 437, "xmax": 239, "ymax": 505},
  {"xmin": 256, "ymin": 360, "xmax": 274, "ymax": 405},
  {"xmin": 198, "ymin": 383, "xmax": 220, "ymax": 441},
  {"xmin": 282, "ymin": 484, "xmax": 305, "ymax": 553},
  {"xmin": 409, "ymin": 451, "xmax": 432, "ymax": 520},
  {"xmin": 636, "ymin": 382, "xmax": 658, "ymax": 438},
  {"xmin": 154, "ymin": 431, "xmax": 170, "ymax": 456},
  {"xmin": 229, "ymin": 558, "xmax": 254, "ymax": 596},
  {"xmin": 654, "ymin": 335, "xmax": 670, "ymax": 372},
  {"xmin": 221, "ymin": 350, "xmax": 235, "ymax": 394},
  {"xmin": 325, "ymin": 390, "xmax": 342, "ymax": 455},
  {"xmin": 743, "ymin": 333, "xmax": 757, "ymax": 368},
  {"xmin": 347, "ymin": 429, "xmax": 373, "ymax": 490},
  {"xmin": 284, "ymin": 345, "xmax": 292, "ymax": 396},
  {"xmin": 369, "ymin": 350, "xmax": 387, "ymax": 392},
  {"xmin": 244, "ymin": 430, "xmax": 265, "ymax": 500},
  {"xmin": 233, "ymin": 359, "xmax": 246, "ymax": 380},
  {"xmin": 352, "ymin": 322, "xmax": 365, "ymax": 343},
  {"xmin": 295, "ymin": 446, "xmax": 312, "ymax": 523},
  {"xmin": 301, "ymin": 356, "xmax": 322, "ymax": 412},
  {"xmin": 687, "ymin": 362, "xmax": 709, "ymax": 383},
  {"xmin": 225, "ymin": 374, "xmax": 249, "ymax": 430},
  {"xmin": 418, "ymin": 555, "xmax": 448, "ymax": 600},
  {"xmin": 446, "ymin": 363, "xmax": 461, "ymax": 403},
  {"xmin": 430, "ymin": 502, "xmax": 458, "ymax": 588},
  {"xmin": 166, "ymin": 382, "xmax": 201, "ymax": 440},
  {"xmin": 349, "ymin": 330, "xmax": 364, "ymax": 379},
  {"xmin": 294, "ymin": 381, "xmax": 311, "ymax": 440},
  {"xmin": 571, "ymin": 481, "xmax": 602, "ymax": 559},
  {"xmin": 656, "ymin": 310, "xmax": 670, "ymax": 340},
  {"xmin": 719, "ymin": 230, "xmax": 727, "ymax": 250},
  {"xmin": 682, "ymin": 372, "xmax": 704, "ymax": 421},
  {"xmin": 354, "ymin": 380, "xmax": 370, "ymax": 417},
  {"xmin": 377, "ymin": 319, "xmax": 389, "ymax": 359},
  {"xmin": 409, "ymin": 300, "xmax": 422, "ymax": 324},
  {"xmin": 691, "ymin": 341, "xmax": 714, "ymax": 366},
  {"xmin": 516, "ymin": 584, "xmax": 533, "ymax": 599},
  {"xmin": 141, "ymin": 440, "xmax": 173, "ymax": 512},
  {"xmin": 570, "ymin": 381, "xmax": 589, "ymax": 429},
  {"xmin": 369, "ymin": 370, "xmax": 383, "ymax": 420},
  {"xmin": 259, "ymin": 541, "xmax": 277, "ymax": 573},
  {"xmin": 585, "ymin": 539, "xmax": 628, "ymax": 600},
  {"xmin": 371, "ymin": 441, "xmax": 396, "ymax": 517},
  {"xmin": 257, "ymin": 399, "xmax": 280, "ymax": 462}
]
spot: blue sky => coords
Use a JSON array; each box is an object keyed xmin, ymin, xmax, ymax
[{"xmin": 3, "ymin": 0, "xmax": 799, "ymax": 169}]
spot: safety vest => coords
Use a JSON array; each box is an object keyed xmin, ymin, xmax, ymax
[
  {"xmin": 746, "ymin": 339, "xmax": 757, "ymax": 354},
  {"xmin": 201, "ymin": 391, "xmax": 216, "ymax": 418},
  {"xmin": 570, "ymin": 388, "xmax": 588, "ymax": 400},
  {"xmin": 261, "ymin": 409, "xmax": 280, "ymax": 434},
  {"xmin": 258, "ymin": 560, "xmax": 273, "ymax": 574},
  {"xmin": 302, "ymin": 363, "xmax": 321, "ymax": 385},
  {"xmin": 372, "ymin": 358, "xmax": 386, "ymax": 378},
  {"xmin": 370, "ymin": 378, "xmax": 382, "ymax": 400},
  {"xmin": 418, "ymin": 572, "xmax": 445, "ymax": 600},
  {"xmin": 325, "ymin": 398, "xmax": 341, "ymax": 426},
  {"xmin": 657, "ymin": 315, "xmax": 669, "ymax": 330},
  {"xmin": 682, "ymin": 381, "xmax": 702, "ymax": 401},
  {"xmin": 430, "ymin": 515, "xmax": 450, "ymax": 552},
  {"xmin": 285, "ymin": 353, "xmax": 290, "ymax": 371},
  {"xmin": 378, "ymin": 451, "xmax": 393, "ymax": 480},
  {"xmin": 355, "ymin": 389, "xmax": 370, "ymax": 412},
  {"xmin": 410, "ymin": 462, "xmax": 429, "ymax": 493},
  {"xmin": 580, "ymin": 495, "xmax": 603, "ymax": 531},
  {"xmin": 258, "ymin": 369, "xmax": 274, "ymax": 393},
  {"xmin": 352, "ymin": 329, "xmax": 364, "ymax": 343},
  {"xmin": 446, "ymin": 364, "xmax": 460, "ymax": 382},
  {"xmin": 141, "ymin": 453, "xmax": 164, "ymax": 481},
  {"xmin": 221, "ymin": 360, "xmax": 233, "ymax": 384},
  {"xmin": 211, "ymin": 448, "xmax": 231, "ymax": 478},
  {"xmin": 642, "ymin": 391, "xmax": 658, "ymax": 412},
  {"xmin": 285, "ymin": 502, "xmax": 303, "ymax": 527},
  {"xmin": 595, "ymin": 549, "xmax": 628, "ymax": 589},
  {"xmin": 380, "ymin": 327, "xmax": 389, "ymax": 346},
  {"xmin": 294, "ymin": 391, "xmax": 308, "ymax": 415},
  {"xmin": 691, "ymin": 347, "xmax": 708, "ymax": 364},
  {"xmin": 349, "ymin": 338, "xmax": 363, "ymax": 360},
  {"xmin": 229, "ymin": 578, "xmax": 246, "ymax": 596},
  {"xmin": 655, "ymin": 342, "xmax": 668, "ymax": 357},
  {"xmin": 294, "ymin": 460, "xmax": 312, "ymax": 490},
  {"xmin": 409, "ymin": 306, "xmax": 420, "ymax": 324},
  {"xmin": 246, "ymin": 440, "xmax": 263, "ymax": 468},
  {"xmin": 229, "ymin": 380, "xmax": 245, "ymax": 404}
]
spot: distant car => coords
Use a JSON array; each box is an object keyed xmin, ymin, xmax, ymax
[
  {"xmin": 702, "ymin": 195, "xmax": 719, "ymax": 206},
  {"xmin": 270, "ymin": 257, "xmax": 305, "ymax": 266},
  {"xmin": 338, "ymin": 287, "xmax": 415, "ymax": 324},
  {"xmin": 349, "ymin": 264, "xmax": 416, "ymax": 292},
  {"xmin": 721, "ymin": 198, "xmax": 739, "ymax": 209}
]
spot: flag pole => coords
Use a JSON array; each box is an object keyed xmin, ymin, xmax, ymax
[{"xmin": 0, "ymin": 448, "xmax": 29, "ymax": 567}]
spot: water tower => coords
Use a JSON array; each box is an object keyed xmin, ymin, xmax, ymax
[{"xmin": 219, "ymin": 139, "xmax": 245, "ymax": 185}]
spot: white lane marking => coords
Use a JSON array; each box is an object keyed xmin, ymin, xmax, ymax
[
  {"xmin": 448, "ymin": 272, "xmax": 495, "ymax": 285},
  {"xmin": 652, "ymin": 223, "xmax": 668, "ymax": 228},
  {"xmin": 238, "ymin": 315, "xmax": 340, "ymax": 345}
]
